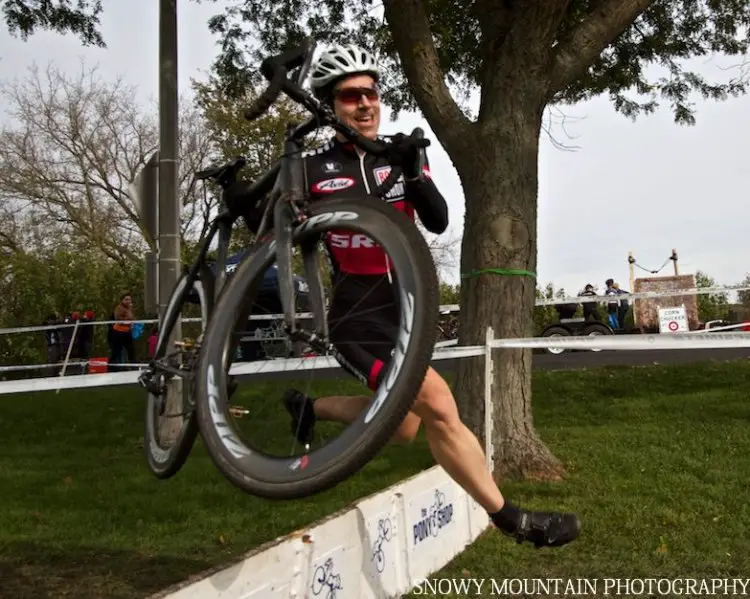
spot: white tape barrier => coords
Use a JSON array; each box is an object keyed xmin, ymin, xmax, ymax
[
  {"xmin": 0, "ymin": 345, "xmax": 483, "ymax": 396},
  {"xmin": 1, "ymin": 282, "xmax": 746, "ymax": 337},
  {"xmin": 2, "ymin": 319, "xmax": 745, "ymax": 377},
  {"xmin": 0, "ymin": 311, "xmax": 452, "ymax": 336},
  {"xmin": 696, "ymin": 321, "xmax": 750, "ymax": 333},
  {"xmin": 0, "ymin": 369, "xmax": 144, "ymax": 395},
  {"xmin": 0, "ymin": 361, "xmax": 147, "ymax": 374},
  {"xmin": 149, "ymin": 465, "xmax": 490, "ymax": 599},
  {"xmin": 0, "ymin": 331, "xmax": 324, "ymax": 374},
  {"xmin": 3, "ymin": 329, "xmax": 750, "ymax": 397},
  {"xmin": 494, "ymin": 331, "xmax": 750, "ymax": 351}
]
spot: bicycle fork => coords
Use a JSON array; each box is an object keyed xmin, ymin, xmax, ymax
[{"xmin": 273, "ymin": 128, "xmax": 329, "ymax": 350}]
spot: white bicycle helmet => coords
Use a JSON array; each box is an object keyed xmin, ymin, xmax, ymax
[{"xmin": 310, "ymin": 44, "xmax": 379, "ymax": 96}]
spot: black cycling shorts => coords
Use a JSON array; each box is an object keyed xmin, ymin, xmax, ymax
[{"xmin": 328, "ymin": 302, "xmax": 398, "ymax": 390}]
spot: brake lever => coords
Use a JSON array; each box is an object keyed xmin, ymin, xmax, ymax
[{"xmin": 371, "ymin": 129, "xmax": 429, "ymax": 197}]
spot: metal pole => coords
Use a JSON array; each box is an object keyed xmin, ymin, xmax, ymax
[
  {"xmin": 159, "ymin": 0, "xmax": 182, "ymax": 443},
  {"xmin": 628, "ymin": 251, "xmax": 635, "ymax": 291},
  {"xmin": 628, "ymin": 251, "xmax": 638, "ymax": 328}
]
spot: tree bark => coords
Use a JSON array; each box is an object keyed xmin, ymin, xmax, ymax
[
  {"xmin": 383, "ymin": 0, "xmax": 660, "ymax": 483},
  {"xmin": 453, "ymin": 86, "xmax": 564, "ymax": 482},
  {"xmin": 382, "ymin": 0, "xmax": 567, "ymax": 481}
]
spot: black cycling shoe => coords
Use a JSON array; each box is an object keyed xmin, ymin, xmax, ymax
[
  {"xmin": 506, "ymin": 510, "xmax": 581, "ymax": 548},
  {"xmin": 283, "ymin": 389, "xmax": 316, "ymax": 446}
]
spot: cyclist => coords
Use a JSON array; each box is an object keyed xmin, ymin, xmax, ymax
[{"xmin": 282, "ymin": 43, "xmax": 580, "ymax": 548}]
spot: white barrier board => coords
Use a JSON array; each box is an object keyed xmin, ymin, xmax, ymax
[{"xmin": 150, "ymin": 466, "xmax": 490, "ymax": 599}]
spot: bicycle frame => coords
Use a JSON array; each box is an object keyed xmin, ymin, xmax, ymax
[
  {"xmin": 252, "ymin": 121, "xmax": 329, "ymax": 344},
  {"xmin": 163, "ymin": 159, "xmax": 281, "ymax": 324}
]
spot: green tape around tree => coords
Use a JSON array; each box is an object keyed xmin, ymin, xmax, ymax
[{"xmin": 460, "ymin": 268, "xmax": 537, "ymax": 279}]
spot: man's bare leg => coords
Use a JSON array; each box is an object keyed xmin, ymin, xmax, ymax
[
  {"xmin": 311, "ymin": 395, "xmax": 421, "ymax": 444},
  {"xmin": 310, "ymin": 379, "xmax": 503, "ymax": 510},
  {"xmin": 283, "ymin": 368, "xmax": 581, "ymax": 547}
]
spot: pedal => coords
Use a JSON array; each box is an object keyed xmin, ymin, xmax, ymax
[
  {"xmin": 174, "ymin": 338, "xmax": 196, "ymax": 350},
  {"xmin": 137, "ymin": 372, "xmax": 150, "ymax": 389}
]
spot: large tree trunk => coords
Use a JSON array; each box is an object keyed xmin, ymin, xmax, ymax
[
  {"xmin": 380, "ymin": 0, "xmax": 659, "ymax": 485},
  {"xmin": 453, "ymin": 95, "xmax": 564, "ymax": 483},
  {"xmin": 381, "ymin": 0, "xmax": 655, "ymax": 484}
]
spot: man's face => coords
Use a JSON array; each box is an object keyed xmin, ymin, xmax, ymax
[
  {"xmin": 123, "ymin": 295, "xmax": 132, "ymax": 308},
  {"xmin": 332, "ymin": 74, "xmax": 380, "ymax": 140}
]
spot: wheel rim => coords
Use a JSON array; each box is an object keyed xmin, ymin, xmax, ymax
[
  {"xmin": 146, "ymin": 275, "xmax": 208, "ymax": 462},
  {"xmin": 546, "ymin": 333, "xmax": 566, "ymax": 354},
  {"xmin": 587, "ymin": 331, "xmax": 604, "ymax": 352},
  {"xmin": 196, "ymin": 201, "xmax": 437, "ymax": 490}
]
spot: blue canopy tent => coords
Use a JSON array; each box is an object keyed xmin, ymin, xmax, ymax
[
  {"xmin": 189, "ymin": 250, "xmax": 311, "ymax": 360},
  {"xmin": 221, "ymin": 249, "xmax": 310, "ymax": 297}
]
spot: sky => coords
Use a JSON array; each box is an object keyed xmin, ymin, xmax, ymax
[{"xmin": 0, "ymin": 0, "xmax": 748, "ymax": 297}]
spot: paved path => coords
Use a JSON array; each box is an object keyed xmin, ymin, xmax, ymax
[{"xmin": 532, "ymin": 347, "xmax": 750, "ymax": 371}]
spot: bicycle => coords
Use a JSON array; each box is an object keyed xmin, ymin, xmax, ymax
[
  {"xmin": 144, "ymin": 36, "xmax": 440, "ymax": 498},
  {"xmin": 139, "ymin": 153, "xmax": 282, "ymax": 478}
]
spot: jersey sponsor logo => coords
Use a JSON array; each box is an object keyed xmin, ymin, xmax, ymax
[
  {"xmin": 312, "ymin": 177, "xmax": 356, "ymax": 194},
  {"xmin": 322, "ymin": 161, "xmax": 342, "ymax": 174},
  {"xmin": 373, "ymin": 166, "xmax": 405, "ymax": 201},
  {"xmin": 327, "ymin": 232, "xmax": 380, "ymax": 249}
]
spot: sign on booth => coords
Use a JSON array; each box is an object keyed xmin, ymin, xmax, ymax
[{"xmin": 658, "ymin": 306, "xmax": 689, "ymax": 333}]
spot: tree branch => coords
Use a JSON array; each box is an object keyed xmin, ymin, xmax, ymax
[
  {"xmin": 549, "ymin": 0, "xmax": 656, "ymax": 95},
  {"xmin": 478, "ymin": 1, "xmax": 572, "ymax": 125},
  {"xmin": 381, "ymin": 0, "xmax": 472, "ymax": 156}
]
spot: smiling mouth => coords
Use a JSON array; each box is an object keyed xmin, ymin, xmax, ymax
[{"xmin": 354, "ymin": 114, "xmax": 374, "ymax": 124}]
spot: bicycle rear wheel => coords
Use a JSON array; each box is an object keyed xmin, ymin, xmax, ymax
[
  {"xmin": 143, "ymin": 264, "xmax": 214, "ymax": 478},
  {"xmin": 194, "ymin": 198, "xmax": 438, "ymax": 499}
]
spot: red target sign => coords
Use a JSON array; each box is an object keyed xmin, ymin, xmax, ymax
[{"xmin": 659, "ymin": 306, "xmax": 687, "ymax": 333}]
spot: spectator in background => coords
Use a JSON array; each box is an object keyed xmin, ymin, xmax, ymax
[
  {"xmin": 44, "ymin": 312, "xmax": 62, "ymax": 366},
  {"xmin": 612, "ymin": 282, "xmax": 630, "ymax": 329},
  {"xmin": 109, "ymin": 292, "xmax": 136, "ymax": 366},
  {"xmin": 604, "ymin": 279, "xmax": 630, "ymax": 329},
  {"xmin": 78, "ymin": 310, "xmax": 95, "ymax": 361},
  {"xmin": 57, "ymin": 312, "xmax": 78, "ymax": 361},
  {"xmin": 147, "ymin": 325, "xmax": 159, "ymax": 358},
  {"xmin": 578, "ymin": 284, "xmax": 601, "ymax": 322},
  {"xmin": 605, "ymin": 279, "xmax": 619, "ymax": 328}
]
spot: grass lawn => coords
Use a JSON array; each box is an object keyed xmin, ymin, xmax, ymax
[
  {"xmin": 1, "ymin": 359, "xmax": 750, "ymax": 598},
  {"xmin": 404, "ymin": 359, "xmax": 750, "ymax": 597}
]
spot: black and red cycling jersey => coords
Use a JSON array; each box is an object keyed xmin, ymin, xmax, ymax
[{"xmin": 302, "ymin": 134, "xmax": 449, "ymax": 311}]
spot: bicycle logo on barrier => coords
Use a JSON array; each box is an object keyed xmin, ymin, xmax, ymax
[
  {"xmin": 370, "ymin": 517, "xmax": 393, "ymax": 573},
  {"xmin": 311, "ymin": 557, "xmax": 343, "ymax": 599},
  {"xmin": 413, "ymin": 489, "xmax": 454, "ymax": 547}
]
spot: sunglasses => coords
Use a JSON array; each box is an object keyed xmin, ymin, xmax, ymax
[{"xmin": 333, "ymin": 86, "xmax": 380, "ymax": 105}]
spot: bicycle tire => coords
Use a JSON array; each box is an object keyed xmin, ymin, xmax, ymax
[
  {"xmin": 144, "ymin": 264, "xmax": 215, "ymax": 478},
  {"xmin": 195, "ymin": 198, "xmax": 438, "ymax": 499}
]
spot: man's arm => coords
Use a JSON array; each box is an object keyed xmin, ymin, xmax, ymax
[{"xmin": 405, "ymin": 156, "xmax": 449, "ymax": 234}]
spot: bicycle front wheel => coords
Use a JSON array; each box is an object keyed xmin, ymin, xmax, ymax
[{"xmin": 194, "ymin": 197, "xmax": 439, "ymax": 500}]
